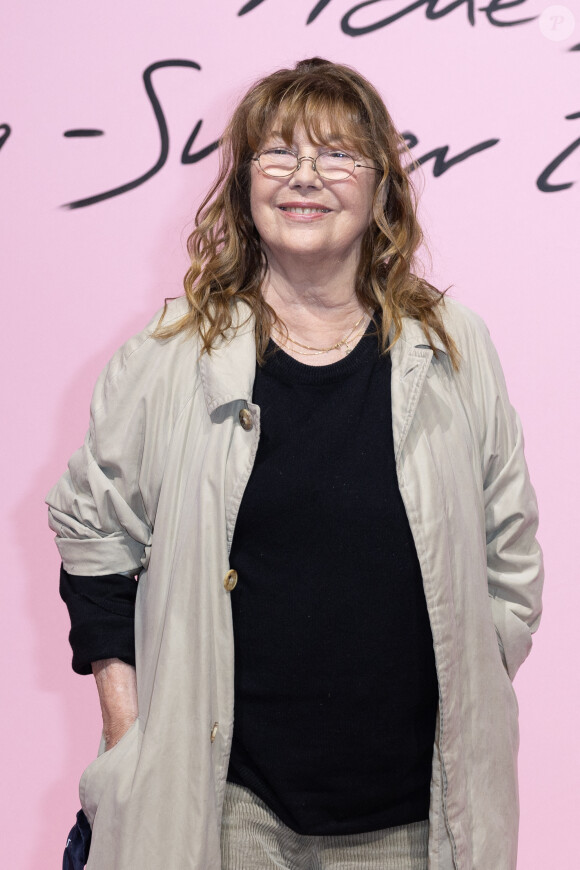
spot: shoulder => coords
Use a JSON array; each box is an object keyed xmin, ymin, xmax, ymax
[
  {"xmin": 438, "ymin": 296, "xmax": 493, "ymax": 354},
  {"xmin": 103, "ymin": 297, "xmax": 193, "ymax": 379},
  {"xmin": 103, "ymin": 296, "xmax": 255, "ymax": 378},
  {"xmin": 91, "ymin": 297, "xmax": 202, "ymax": 417},
  {"xmin": 437, "ymin": 297, "xmax": 506, "ymax": 383},
  {"xmin": 91, "ymin": 296, "xmax": 256, "ymax": 417}
]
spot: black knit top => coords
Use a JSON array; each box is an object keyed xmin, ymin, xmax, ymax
[{"xmin": 226, "ymin": 321, "xmax": 438, "ymax": 835}]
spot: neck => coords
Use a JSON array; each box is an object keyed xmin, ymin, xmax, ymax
[
  {"xmin": 262, "ymin": 252, "xmax": 364, "ymax": 328},
  {"xmin": 262, "ymin": 242, "xmax": 360, "ymax": 304},
  {"xmin": 262, "ymin": 262, "xmax": 370, "ymax": 366}
]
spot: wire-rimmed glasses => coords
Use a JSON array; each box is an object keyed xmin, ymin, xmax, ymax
[{"xmin": 252, "ymin": 148, "xmax": 381, "ymax": 181}]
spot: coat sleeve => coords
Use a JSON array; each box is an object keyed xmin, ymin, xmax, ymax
[
  {"xmin": 46, "ymin": 312, "xmax": 183, "ymax": 576},
  {"xmin": 460, "ymin": 307, "xmax": 544, "ymax": 681},
  {"xmin": 47, "ymin": 351, "xmax": 152, "ymax": 575}
]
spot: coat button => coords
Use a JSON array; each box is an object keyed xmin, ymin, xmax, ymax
[
  {"xmin": 210, "ymin": 722, "xmax": 219, "ymax": 743},
  {"xmin": 223, "ymin": 569, "xmax": 238, "ymax": 591},
  {"xmin": 238, "ymin": 408, "xmax": 253, "ymax": 431}
]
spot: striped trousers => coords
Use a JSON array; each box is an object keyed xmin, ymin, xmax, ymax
[{"xmin": 220, "ymin": 782, "xmax": 429, "ymax": 870}]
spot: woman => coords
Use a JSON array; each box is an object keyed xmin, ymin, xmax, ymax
[{"xmin": 47, "ymin": 58, "xmax": 543, "ymax": 870}]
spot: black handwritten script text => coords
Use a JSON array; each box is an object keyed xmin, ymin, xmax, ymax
[
  {"xmin": 0, "ymin": 3, "xmax": 576, "ymax": 204},
  {"xmin": 0, "ymin": 124, "xmax": 11, "ymax": 152},
  {"xmin": 60, "ymin": 57, "xmax": 503, "ymax": 209},
  {"xmin": 238, "ymin": 0, "xmax": 537, "ymax": 32},
  {"xmin": 63, "ymin": 60, "xmax": 219, "ymax": 210},
  {"xmin": 59, "ymin": 51, "xmax": 501, "ymax": 209},
  {"xmin": 537, "ymin": 112, "xmax": 580, "ymax": 192},
  {"xmin": 1, "ymin": 28, "xmax": 575, "ymax": 205},
  {"xmin": 64, "ymin": 129, "xmax": 104, "ymax": 138},
  {"xmin": 56, "ymin": 55, "xmax": 576, "ymax": 207},
  {"xmin": 403, "ymin": 132, "xmax": 499, "ymax": 175}
]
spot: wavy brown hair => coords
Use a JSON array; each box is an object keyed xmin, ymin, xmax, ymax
[{"xmin": 155, "ymin": 57, "xmax": 459, "ymax": 368}]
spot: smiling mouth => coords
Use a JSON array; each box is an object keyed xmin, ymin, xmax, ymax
[{"xmin": 278, "ymin": 206, "xmax": 331, "ymax": 214}]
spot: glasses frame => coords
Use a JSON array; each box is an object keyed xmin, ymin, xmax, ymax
[{"xmin": 251, "ymin": 148, "xmax": 382, "ymax": 181}]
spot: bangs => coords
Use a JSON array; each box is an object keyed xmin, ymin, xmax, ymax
[{"xmin": 246, "ymin": 84, "xmax": 376, "ymax": 159}]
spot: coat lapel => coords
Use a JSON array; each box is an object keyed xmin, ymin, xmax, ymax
[
  {"xmin": 390, "ymin": 318, "xmax": 448, "ymax": 461},
  {"xmin": 199, "ymin": 305, "xmax": 257, "ymax": 414}
]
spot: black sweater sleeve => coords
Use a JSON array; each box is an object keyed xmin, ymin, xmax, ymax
[{"xmin": 59, "ymin": 564, "xmax": 138, "ymax": 675}]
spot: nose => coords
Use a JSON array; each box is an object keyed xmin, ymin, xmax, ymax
[{"xmin": 289, "ymin": 156, "xmax": 323, "ymax": 189}]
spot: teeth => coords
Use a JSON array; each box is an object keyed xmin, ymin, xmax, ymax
[{"xmin": 280, "ymin": 207, "xmax": 329, "ymax": 214}]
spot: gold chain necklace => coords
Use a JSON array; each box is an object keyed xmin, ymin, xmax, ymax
[{"xmin": 274, "ymin": 312, "xmax": 369, "ymax": 356}]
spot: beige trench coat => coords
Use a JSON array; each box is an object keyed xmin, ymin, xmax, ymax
[{"xmin": 47, "ymin": 296, "xmax": 543, "ymax": 870}]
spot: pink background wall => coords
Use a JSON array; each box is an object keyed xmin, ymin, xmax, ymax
[{"xmin": 2, "ymin": 2, "xmax": 579, "ymax": 867}]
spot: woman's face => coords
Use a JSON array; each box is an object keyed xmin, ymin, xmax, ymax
[{"xmin": 250, "ymin": 123, "xmax": 378, "ymax": 270}]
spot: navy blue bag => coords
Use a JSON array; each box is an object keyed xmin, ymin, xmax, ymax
[{"xmin": 63, "ymin": 809, "xmax": 92, "ymax": 870}]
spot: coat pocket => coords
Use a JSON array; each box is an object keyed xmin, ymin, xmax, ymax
[
  {"xmin": 79, "ymin": 718, "xmax": 140, "ymax": 827},
  {"xmin": 489, "ymin": 594, "xmax": 533, "ymax": 681}
]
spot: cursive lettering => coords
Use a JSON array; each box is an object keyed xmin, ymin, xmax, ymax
[
  {"xmin": 307, "ymin": 0, "xmax": 333, "ymax": 23},
  {"xmin": 181, "ymin": 119, "xmax": 220, "ymax": 164},
  {"xmin": 342, "ymin": 0, "xmax": 535, "ymax": 35},
  {"xmin": 537, "ymin": 112, "xmax": 580, "ymax": 192},
  {"xmin": 55, "ymin": 40, "xmax": 576, "ymax": 206},
  {"xmin": 402, "ymin": 131, "xmax": 500, "ymax": 175},
  {"xmin": 238, "ymin": 0, "xmax": 267, "ymax": 12},
  {"xmin": 0, "ymin": 124, "xmax": 11, "ymax": 152},
  {"xmin": 64, "ymin": 60, "xmax": 219, "ymax": 210},
  {"xmin": 64, "ymin": 129, "xmax": 104, "ymax": 138},
  {"xmin": 479, "ymin": 0, "xmax": 536, "ymax": 28},
  {"xmin": 343, "ymin": 0, "xmax": 476, "ymax": 34},
  {"xmin": 238, "ymin": 0, "xmax": 537, "ymax": 30}
]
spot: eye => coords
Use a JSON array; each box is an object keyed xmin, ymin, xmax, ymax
[
  {"xmin": 262, "ymin": 147, "xmax": 296, "ymax": 157},
  {"xmin": 324, "ymin": 150, "xmax": 353, "ymax": 161}
]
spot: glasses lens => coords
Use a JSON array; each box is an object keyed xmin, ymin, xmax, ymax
[
  {"xmin": 316, "ymin": 151, "xmax": 356, "ymax": 180},
  {"xmin": 258, "ymin": 149, "xmax": 298, "ymax": 176}
]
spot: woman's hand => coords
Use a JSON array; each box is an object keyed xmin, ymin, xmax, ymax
[{"xmin": 91, "ymin": 658, "xmax": 138, "ymax": 751}]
